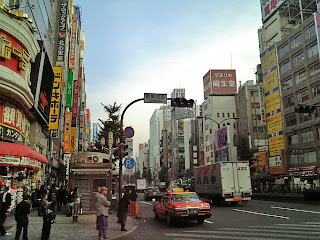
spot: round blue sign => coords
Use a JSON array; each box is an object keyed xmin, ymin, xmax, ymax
[
  {"xmin": 124, "ymin": 127, "xmax": 134, "ymax": 138},
  {"xmin": 124, "ymin": 157, "xmax": 135, "ymax": 169}
]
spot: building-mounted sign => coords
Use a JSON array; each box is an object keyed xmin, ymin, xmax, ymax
[
  {"xmin": 63, "ymin": 111, "xmax": 72, "ymax": 153},
  {"xmin": 260, "ymin": 0, "xmax": 285, "ymax": 23},
  {"xmin": 0, "ymin": 30, "xmax": 30, "ymax": 79},
  {"xmin": 66, "ymin": 71, "xmax": 73, "ymax": 107},
  {"xmin": 49, "ymin": 67, "xmax": 62, "ymax": 130},
  {"xmin": 56, "ymin": 0, "xmax": 68, "ymax": 65},
  {"xmin": 69, "ymin": 19, "xmax": 77, "ymax": 69}
]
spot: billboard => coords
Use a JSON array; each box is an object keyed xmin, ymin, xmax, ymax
[
  {"xmin": 214, "ymin": 126, "xmax": 230, "ymax": 151},
  {"xmin": 203, "ymin": 69, "xmax": 237, "ymax": 98},
  {"xmin": 56, "ymin": 0, "xmax": 68, "ymax": 65},
  {"xmin": 92, "ymin": 123, "xmax": 99, "ymax": 143},
  {"xmin": 260, "ymin": 44, "xmax": 285, "ymax": 175},
  {"xmin": 49, "ymin": 67, "xmax": 62, "ymax": 130},
  {"xmin": 66, "ymin": 71, "xmax": 73, "ymax": 107},
  {"xmin": 69, "ymin": 19, "xmax": 77, "ymax": 69},
  {"xmin": 63, "ymin": 112, "xmax": 72, "ymax": 153},
  {"xmin": 260, "ymin": 0, "xmax": 285, "ymax": 23},
  {"xmin": 177, "ymin": 120, "xmax": 184, "ymax": 134},
  {"xmin": 253, "ymin": 152, "xmax": 268, "ymax": 175}
]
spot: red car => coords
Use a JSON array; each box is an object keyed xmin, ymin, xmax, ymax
[{"xmin": 153, "ymin": 191, "xmax": 212, "ymax": 225}]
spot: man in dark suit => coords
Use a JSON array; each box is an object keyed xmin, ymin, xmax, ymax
[
  {"xmin": 0, "ymin": 186, "xmax": 12, "ymax": 236},
  {"xmin": 15, "ymin": 195, "xmax": 31, "ymax": 240}
]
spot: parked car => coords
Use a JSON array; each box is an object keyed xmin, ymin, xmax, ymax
[
  {"xmin": 153, "ymin": 191, "xmax": 212, "ymax": 225},
  {"xmin": 144, "ymin": 187, "xmax": 162, "ymax": 201}
]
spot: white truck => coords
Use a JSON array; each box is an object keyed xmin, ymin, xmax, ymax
[
  {"xmin": 136, "ymin": 179, "xmax": 147, "ymax": 193},
  {"xmin": 194, "ymin": 161, "xmax": 252, "ymax": 205}
]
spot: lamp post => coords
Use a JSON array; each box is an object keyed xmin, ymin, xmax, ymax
[{"xmin": 196, "ymin": 116, "xmax": 239, "ymax": 162}]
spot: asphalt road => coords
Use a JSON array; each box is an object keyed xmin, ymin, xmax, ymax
[{"xmin": 119, "ymin": 193, "xmax": 320, "ymax": 240}]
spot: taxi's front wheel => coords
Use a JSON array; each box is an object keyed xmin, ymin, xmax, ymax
[
  {"xmin": 197, "ymin": 218, "xmax": 204, "ymax": 224},
  {"xmin": 166, "ymin": 214, "xmax": 174, "ymax": 225}
]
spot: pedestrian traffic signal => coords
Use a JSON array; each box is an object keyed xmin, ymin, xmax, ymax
[
  {"xmin": 295, "ymin": 105, "xmax": 316, "ymax": 113},
  {"xmin": 171, "ymin": 98, "xmax": 194, "ymax": 108}
]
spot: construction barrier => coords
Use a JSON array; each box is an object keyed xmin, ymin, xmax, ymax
[{"xmin": 129, "ymin": 201, "xmax": 141, "ymax": 219}]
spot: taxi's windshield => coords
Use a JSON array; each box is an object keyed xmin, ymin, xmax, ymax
[{"xmin": 171, "ymin": 193, "xmax": 201, "ymax": 202}]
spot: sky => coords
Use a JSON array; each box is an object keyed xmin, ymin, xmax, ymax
[{"xmin": 74, "ymin": 0, "xmax": 263, "ymax": 154}]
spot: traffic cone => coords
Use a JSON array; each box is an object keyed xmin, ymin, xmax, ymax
[{"xmin": 134, "ymin": 202, "xmax": 141, "ymax": 219}]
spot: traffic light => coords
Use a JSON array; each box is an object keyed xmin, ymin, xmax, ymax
[
  {"xmin": 171, "ymin": 98, "xmax": 194, "ymax": 107},
  {"xmin": 118, "ymin": 143, "xmax": 129, "ymax": 158},
  {"xmin": 295, "ymin": 105, "xmax": 316, "ymax": 113}
]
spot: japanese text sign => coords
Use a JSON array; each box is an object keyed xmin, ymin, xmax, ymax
[{"xmin": 49, "ymin": 67, "xmax": 62, "ymax": 130}]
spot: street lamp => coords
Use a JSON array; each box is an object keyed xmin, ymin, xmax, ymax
[{"xmin": 196, "ymin": 116, "xmax": 239, "ymax": 162}]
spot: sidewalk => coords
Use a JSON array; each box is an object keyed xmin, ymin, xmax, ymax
[{"xmin": 2, "ymin": 208, "xmax": 137, "ymax": 240}]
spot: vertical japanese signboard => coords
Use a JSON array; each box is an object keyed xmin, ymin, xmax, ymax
[
  {"xmin": 66, "ymin": 71, "xmax": 73, "ymax": 107},
  {"xmin": 56, "ymin": 0, "xmax": 68, "ymax": 65},
  {"xmin": 69, "ymin": 19, "xmax": 77, "ymax": 69},
  {"xmin": 92, "ymin": 123, "xmax": 99, "ymax": 142},
  {"xmin": 260, "ymin": 0, "xmax": 285, "ymax": 23},
  {"xmin": 49, "ymin": 67, "xmax": 62, "ymax": 130},
  {"xmin": 260, "ymin": 44, "xmax": 285, "ymax": 175},
  {"xmin": 63, "ymin": 112, "xmax": 71, "ymax": 153}
]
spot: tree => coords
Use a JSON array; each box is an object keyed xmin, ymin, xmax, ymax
[
  {"xmin": 158, "ymin": 167, "xmax": 168, "ymax": 183},
  {"xmin": 142, "ymin": 169, "xmax": 152, "ymax": 185},
  {"xmin": 95, "ymin": 102, "xmax": 122, "ymax": 163},
  {"xmin": 133, "ymin": 170, "xmax": 141, "ymax": 181},
  {"xmin": 237, "ymin": 136, "xmax": 256, "ymax": 175}
]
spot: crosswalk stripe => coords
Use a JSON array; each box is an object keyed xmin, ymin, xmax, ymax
[
  {"xmin": 219, "ymin": 228, "xmax": 320, "ymax": 235},
  {"xmin": 306, "ymin": 222, "xmax": 320, "ymax": 225},
  {"xmin": 249, "ymin": 225, "xmax": 320, "ymax": 230},
  {"xmin": 276, "ymin": 224, "xmax": 320, "ymax": 227},
  {"xmin": 233, "ymin": 208, "xmax": 289, "ymax": 219},
  {"xmin": 166, "ymin": 233, "xmax": 270, "ymax": 240},
  {"xmin": 166, "ymin": 231, "xmax": 319, "ymax": 239},
  {"xmin": 272, "ymin": 206, "xmax": 320, "ymax": 214}
]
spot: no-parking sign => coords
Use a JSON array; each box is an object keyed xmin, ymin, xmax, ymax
[{"xmin": 124, "ymin": 126, "xmax": 134, "ymax": 138}]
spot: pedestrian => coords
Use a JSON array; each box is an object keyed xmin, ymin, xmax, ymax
[
  {"xmin": 0, "ymin": 186, "xmax": 12, "ymax": 236},
  {"xmin": 72, "ymin": 187, "xmax": 82, "ymax": 222},
  {"xmin": 39, "ymin": 193, "xmax": 52, "ymax": 240},
  {"xmin": 95, "ymin": 187, "xmax": 101, "ymax": 230},
  {"xmin": 96, "ymin": 186, "xmax": 110, "ymax": 240},
  {"xmin": 118, "ymin": 189, "xmax": 130, "ymax": 231},
  {"xmin": 67, "ymin": 187, "xmax": 74, "ymax": 217},
  {"xmin": 15, "ymin": 195, "xmax": 31, "ymax": 240},
  {"xmin": 56, "ymin": 186, "xmax": 64, "ymax": 212},
  {"xmin": 48, "ymin": 184, "xmax": 57, "ymax": 212},
  {"xmin": 129, "ymin": 189, "xmax": 137, "ymax": 216}
]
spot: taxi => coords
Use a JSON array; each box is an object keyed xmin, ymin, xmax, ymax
[{"xmin": 153, "ymin": 190, "xmax": 212, "ymax": 225}]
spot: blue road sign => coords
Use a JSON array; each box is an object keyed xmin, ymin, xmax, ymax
[
  {"xmin": 124, "ymin": 126, "xmax": 134, "ymax": 138},
  {"xmin": 124, "ymin": 157, "xmax": 135, "ymax": 169},
  {"xmin": 125, "ymin": 148, "xmax": 133, "ymax": 152}
]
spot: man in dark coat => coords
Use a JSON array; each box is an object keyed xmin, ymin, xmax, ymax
[
  {"xmin": 118, "ymin": 190, "xmax": 130, "ymax": 231},
  {"xmin": 15, "ymin": 195, "xmax": 31, "ymax": 240},
  {"xmin": 40, "ymin": 193, "xmax": 52, "ymax": 240},
  {"xmin": 0, "ymin": 186, "xmax": 12, "ymax": 236}
]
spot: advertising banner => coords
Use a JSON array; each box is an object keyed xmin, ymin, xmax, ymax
[
  {"xmin": 0, "ymin": 100, "xmax": 26, "ymax": 143},
  {"xmin": 49, "ymin": 67, "xmax": 62, "ymax": 130},
  {"xmin": 69, "ymin": 19, "xmax": 77, "ymax": 69},
  {"xmin": 177, "ymin": 120, "xmax": 184, "ymax": 134},
  {"xmin": 253, "ymin": 152, "xmax": 267, "ymax": 175},
  {"xmin": 63, "ymin": 153, "xmax": 71, "ymax": 176},
  {"xmin": 314, "ymin": 12, "xmax": 320, "ymax": 60},
  {"xmin": 73, "ymin": 80, "xmax": 79, "ymax": 117},
  {"xmin": 56, "ymin": 0, "xmax": 68, "ymax": 65},
  {"xmin": 214, "ymin": 126, "xmax": 229, "ymax": 151},
  {"xmin": 261, "ymin": 44, "xmax": 285, "ymax": 174},
  {"xmin": 66, "ymin": 71, "xmax": 73, "ymax": 107},
  {"xmin": 260, "ymin": 0, "xmax": 285, "ymax": 23},
  {"xmin": 63, "ymin": 112, "xmax": 72, "ymax": 153},
  {"xmin": 210, "ymin": 69, "xmax": 237, "ymax": 95},
  {"xmin": 92, "ymin": 123, "xmax": 99, "ymax": 142}
]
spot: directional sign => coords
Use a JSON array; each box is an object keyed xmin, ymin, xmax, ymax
[
  {"xmin": 144, "ymin": 93, "xmax": 167, "ymax": 104},
  {"xmin": 124, "ymin": 157, "xmax": 135, "ymax": 169},
  {"xmin": 125, "ymin": 148, "xmax": 133, "ymax": 153},
  {"xmin": 124, "ymin": 127, "xmax": 134, "ymax": 138}
]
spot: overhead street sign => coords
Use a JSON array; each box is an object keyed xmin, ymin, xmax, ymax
[
  {"xmin": 124, "ymin": 126, "xmax": 134, "ymax": 138},
  {"xmin": 144, "ymin": 93, "xmax": 167, "ymax": 104},
  {"xmin": 124, "ymin": 157, "xmax": 135, "ymax": 169},
  {"xmin": 125, "ymin": 148, "xmax": 133, "ymax": 152}
]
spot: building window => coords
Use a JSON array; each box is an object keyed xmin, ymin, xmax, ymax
[
  {"xmin": 305, "ymin": 24, "xmax": 316, "ymax": 39},
  {"xmin": 251, "ymin": 103, "xmax": 260, "ymax": 108},
  {"xmin": 280, "ymin": 61, "xmax": 291, "ymax": 74},
  {"xmin": 315, "ymin": 108, "xmax": 320, "ymax": 119},
  {"xmin": 258, "ymin": 127, "xmax": 264, "ymax": 133},
  {"xmin": 291, "ymin": 34, "xmax": 302, "ymax": 48},
  {"xmin": 288, "ymin": 134, "xmax": 299, "ymax": 145},
  {"xmin": 297, "ymin": 89, "xmax": 309, "ymax": 104},
  {"xmin": 309, "ymin": 63, "xmax": 320, "ymax": 77},
  {"xmin": 300, "ymin": 112, "xmax": 312, "ymax": 123},
  {"xmin": 217, "ymin": 113, "xmax": 219, "ymax": 118},
  {"xmin": 279, "ymin": 44, "xmax": 289, "ymax": 58},
  {"xmin": 293, "ymin": 52, "xmax": 305, "ymax": 67},
  {"xmin": 282, "ymin": 78, "xmax": 293, "ymax": 91},
  {"xmin": 227, "ymin": 113, "xmax": 230, "ymax": 118},
  {"xmin": 284, "ymin": 95, "xmax": 295, "ymax": 108},
  {"xmin": 285, "ymin": 115, "xmax": 297, "ymax": 127},
  {"xmin": 317, "ymin": 127, "xmax": 320, "ymax": 139},
  {"xmin": 233, "ymin": 113, "xmax": 235, "ymax": 118},
  {"xmin": 303, "ymin": 151, "xmax": 317, "ymax": 163},
  {"xmin": 307, "ymin": 44, "xmax": 318, "ymax": 58},
  {"xmin": 301, "ymin": 130, "xmax": 314, "ymax": 143},
  {"xmin": 204, "ymin": 104, "xmax": 208, "ymax": 110},
  {"xmin": 312, "ymin": 84, "xmax": 320, "ymax": 98},
  {"xmin": 252, "ymin": 114, "xmax": 261, "ymax": 120},
  {"xmin": 222, "ymin": 113, "xmax": 225, "ymax": 118},
  {"xmin": 294, "ymin": 70, "xmax": 307, "ymax": 85}
]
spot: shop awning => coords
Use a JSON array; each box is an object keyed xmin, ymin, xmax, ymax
[{"xmin": 0, "ymin": 141, "xmax": 48, "ymax": 164}]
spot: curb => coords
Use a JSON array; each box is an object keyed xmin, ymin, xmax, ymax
[{"xmin": 111, "ymin": 226, "xmax": 138, "ymax": 239}]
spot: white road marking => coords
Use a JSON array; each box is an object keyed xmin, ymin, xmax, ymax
[
  {"xmin": 306, "ymin": 222, "xmax": 320, "ymax": 225},
  {"xmin": 271, "ymin": 206, "xmax": 320, "ymax": 214},
  {"xmin": 220, "ymin": 227, "xmax": 320, "ymax": 235},
  {"xmin": 276, "ymin": 223, "xmax": 320, "ymax": 227},
  {"xmin": 204, "ymin": 220, "xmax": 214, "ymax": 224},
  {"xmin": 249, "ymin": 225, "xmax": 320, "ymax": 230},
  {"xmin": 141, "ymin": 201, "xmax": 152, "ymax": 205},
  {"xmin": 167, "ymin": 231, "xmax": 318, "ymax": 239},
  {"xmin": 233, "ymin": 208, "xmax": 289, "ymax": 219}
]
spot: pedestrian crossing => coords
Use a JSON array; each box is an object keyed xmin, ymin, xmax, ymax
[{"xmin": 164, "ymin": 222, "xmax": 320, "ymax": 240}]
